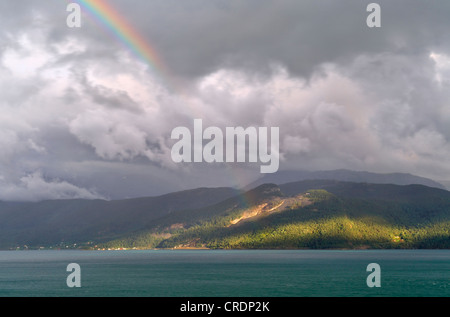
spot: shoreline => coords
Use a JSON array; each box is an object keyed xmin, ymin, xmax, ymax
[{"xmin": 2, "ymin": 246, "xmax": 448, "ymax": 251}]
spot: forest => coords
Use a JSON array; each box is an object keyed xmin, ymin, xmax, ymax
[{"xmin": 100, "ymin": 185, "xmax": 450, "ymax": 250}]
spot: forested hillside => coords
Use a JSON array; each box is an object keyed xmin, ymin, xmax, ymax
[
  {"xmin": 1, "ymin": 180, "xmax": 448, "ymax": 250},
  {"xmin": 101, "ymin": 181, "xmax": 450, "ymax": 250}
]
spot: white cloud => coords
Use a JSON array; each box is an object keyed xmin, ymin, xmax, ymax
[
  {"xmin": 0, "ymin": 172, "xmax": 104, "ymax": 202},
  {"xmin": 430, "ymin": 52, "xmax": 450, "ymax": 87}
]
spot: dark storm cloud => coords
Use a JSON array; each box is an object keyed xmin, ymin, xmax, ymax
[
  {"xmin": 111, "ymin": 0, "xmax": 450, "ymax": 79},
  {"xmin": 2, "ymin": 1, "xmax": 450, "ymax": 78}
]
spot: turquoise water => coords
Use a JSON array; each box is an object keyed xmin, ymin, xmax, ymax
[{"xmin": 0, "ymin": 250, "xmax": 448, "ymax": 297}]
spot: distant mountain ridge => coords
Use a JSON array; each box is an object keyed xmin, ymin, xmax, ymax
[
  {"xmin": 0, "ymin": 187, "xmax": 240, "ymax": 249},
  {"xmin": 0, "ymin": 172, "xmax": 449, "ymax": 250},
  {"xmin": 244, "ymin": 169, "xmax": 446, "ymax": 190}
]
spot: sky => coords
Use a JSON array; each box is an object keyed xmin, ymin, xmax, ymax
[{"xmin": 1, "ymin": 0, "xmax": 450, "ymax": 201}]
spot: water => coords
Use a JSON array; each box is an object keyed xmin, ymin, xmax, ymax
[{"xmin": 0, "ymin": 250, "xmax": 448, "ymax": 297}]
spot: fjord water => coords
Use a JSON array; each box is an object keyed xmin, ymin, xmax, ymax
[{"xmin": 0, "ymin": 250, "xmax": 448, "ymax": 297}]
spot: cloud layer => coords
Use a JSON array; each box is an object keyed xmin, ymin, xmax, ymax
[{"xmin": 1, "ymin": 1, "xmax": 450, "ymax": 200}]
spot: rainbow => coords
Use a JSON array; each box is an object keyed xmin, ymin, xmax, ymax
[
  {"xmin": 73, "ymin": 0, "xmax": 170, "ymax": 86},
  {"xmin": 70, "ymin": 1, "xmax": 258, "ymax": 197}
]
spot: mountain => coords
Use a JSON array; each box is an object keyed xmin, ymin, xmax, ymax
[
  {"xmin": 152, "ymin": 181, "xmax": 450, "ymax": 250},
  {"xmin": 0, "ymin": 187, "xmax": 240, "ymax": 249},
  {"xmin": 244, "ymin": 169, "xmax": 446, "ymax": 190},
  {"xmin": 1, "ymin": 179, "xmax": 449, "ymax": 250},
  {"xmin": 438, "ymin": 180, "xmax": 450, "ymax": 191}
]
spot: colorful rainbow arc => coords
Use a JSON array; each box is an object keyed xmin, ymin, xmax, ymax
[
  {"xmin": 69, "ymin": 0, "xmax": 254, "ymax": 199},
  {"xmin": 73, "ymin": 0, "xmax": 171, "ymax": 87}
]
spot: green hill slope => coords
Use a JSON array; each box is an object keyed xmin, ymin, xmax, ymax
[
  {"xmin": 1, "ymin": 181, "xmax": 448, "ymax": 250},
  {"xmin": 102, "ymin": 181, "xmax": 450, "ymax": 250}
]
